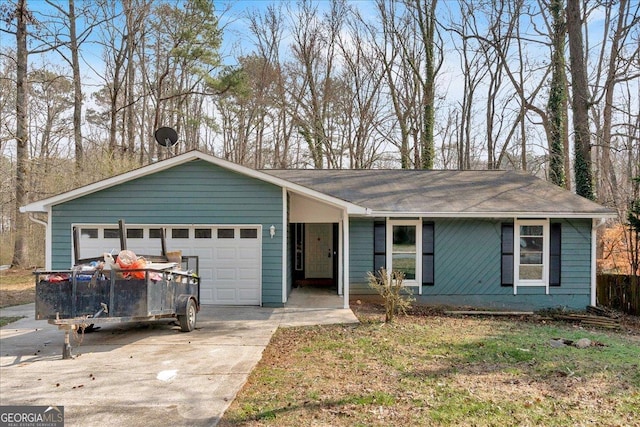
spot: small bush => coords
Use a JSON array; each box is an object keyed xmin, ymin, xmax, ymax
[{"xmin": 366, "ymin": 268, "xmax": 414, "ymax": 322}]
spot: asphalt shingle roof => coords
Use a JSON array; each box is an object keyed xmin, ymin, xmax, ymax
[{"xmin": 264, "ymin": 169, "xmax": 614, "ymax": 217}]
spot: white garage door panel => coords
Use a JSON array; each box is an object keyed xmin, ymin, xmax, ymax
[
  {"xmin": 239, "ymin": 268, "xmax": 259, "ymax": 280},
  {"xmin": 215, "ymin": 289, "xmax": 237, "ymax": 303},
  {"xmin": 200, "ymin": 287, "xmax": 214, "ymax": 303},
  {"xmin": 215, "ymin": 268, "xmax": 237, "ymax": 280},
  {"xmin": 238, "ymin": 289, "xmax": 260, "ymax": 301},
  {"xmin": 216, "ymin": 250, "xmax": 238, "ymax": 262},
  {"xmin": 74, "ymin": 224, "xmax": 262, "ymax": 306},
  {"xmin": 239, "ymin": 247, "xmax": 259, "ymax": 257}
]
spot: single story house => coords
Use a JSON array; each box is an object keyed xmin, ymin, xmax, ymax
[{"xmin": 21, "ymin": 150, "xmax": 616, "ymax": 311}]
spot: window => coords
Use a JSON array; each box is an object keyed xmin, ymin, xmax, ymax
[
  {"xmin": 501, "ymin": 223, "xmax": 514, "ymax": 286},
  {"xmin": 127, "ymin": 228, "xmax": 143, "ymax": 239},
  {"xmin": 149, "ymin": 228, "xmax": 163, "ymax": 239},
  {"xmin": 217, "ymin": 228, "xmax": 234, "ymax": 239},
  {"xmin": 386, "ymin": 220, "xmax": 422, "ymax": 285},
  {"xmin": 172, "ymin": 228, "xmax": 189, "ymax": 239},
  {"xmin": 549, "ymin": 223, "xmax": 562, "ymax": 287},
  {"xmin": 104, "ymin": 228, "xmax": 119, "ymax": 239},
  {"xmin": 240, "ymin": 228, "xmax": 258, "ymax": 239},
  {"xmin": 514, "ymin": 219, "xmax": 549, "ymax": 293},
  {"xmin": 519, "ymin": 225, "xmax": 544, "ymax": 280},
  {"xmin": 373, "ymin": 221, "xmax": 386, "ymax": 271},
  {"xmin": 195, "ymin": 228, "xmax": 212, "ymax": 239},
  {"xmin": 294, "ymin": 223, "xmax": 304, "ymax": 271},
  {"xmin": 422, "ymin": 222, "xmax": 434, "ymax": 286},
  {"xmin": 81, "ymin": 228, "xmax": 98, "ymax": 239}
]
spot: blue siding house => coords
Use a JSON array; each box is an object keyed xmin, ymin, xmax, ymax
[{"xmin": 22, "ymin": 151, "xmax": 615, "ymax": 310}]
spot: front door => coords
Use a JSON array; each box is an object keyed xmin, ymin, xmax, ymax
[{"xmin": 305, "ymin": 223, "xmax": 333, "ymax": 279}]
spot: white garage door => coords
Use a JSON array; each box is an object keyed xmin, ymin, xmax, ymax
[{"xmin": 74, "ymin": 224, "xmax": 262, "ymax": 305}]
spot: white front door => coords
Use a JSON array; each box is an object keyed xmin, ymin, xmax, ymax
[{"xmin": 305, "ymin": 223, "xmax": 333, "ymax": 278}]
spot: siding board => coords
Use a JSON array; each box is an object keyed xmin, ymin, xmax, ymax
[
  {"xmin": 349, "ymin": 218, "xmax": 374, "ymax": 292},
  {"xmin": 428, "ymin": 219, "xmax": 502, "ymax": 296}
]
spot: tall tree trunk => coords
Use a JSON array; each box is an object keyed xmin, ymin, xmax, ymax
[
  {"xmin": 418, "ymin": 0, "xmax": 437, "ymax": 169},
  {"xmin": 68, "ymin": 0, "xmax": 83, "ymax": 171},
  {"xmin": 566, "ymin": 0, "xmax": 594, "ymax": 200},
  {"xmin": 547, "ymin": 0, "xmax": 567, "ymax": 187},
  {"xmin": 12, "ymin": 0, "xmax": 29, "ymax": 267}
]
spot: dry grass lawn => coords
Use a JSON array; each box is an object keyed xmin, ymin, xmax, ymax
[
  {"xmin": 220, "ymin": 301, "xmax": 640, "ymax": 427},
  {"xmin": 0, "ymin": 268, "xmax": 35, "ymax": 308}
]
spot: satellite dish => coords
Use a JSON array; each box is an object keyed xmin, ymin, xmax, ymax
[{"xmin": 154, "ymin": 127, "xmax": 178, "ymax": 147}]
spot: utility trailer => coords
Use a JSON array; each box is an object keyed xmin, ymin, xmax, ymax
[
  {"xmin": 35, "ymin": 220, "xmax": 200, "ymax": 359},
  {"xmin": 35, "ymin": 266, "xmax": 200, "ymax": 359}
]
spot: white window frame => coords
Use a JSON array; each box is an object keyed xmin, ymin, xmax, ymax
[
  {"xmin": 386, "ymin": 219, "xmax": 422, "ymax": 292},
  {"xmin": 514, "ymin": 219, "xmax": 549, "ymax": 295}
]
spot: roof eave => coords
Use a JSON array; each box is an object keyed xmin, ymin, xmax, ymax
[{"xmin": 357, "ymin": 210, "xmax": 618, "ymax": 219}]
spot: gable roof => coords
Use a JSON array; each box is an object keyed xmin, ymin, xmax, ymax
[
  {"xmin": 19, "ymin": 151, "xmax": 367, "ymax": 214},
  {"xmin": 20, "ymin": 150, "xmax": 615, "ymax": 219},
  {"xmin": 264, "ymin": 169, "xmax": 616, "ymax": 218}
]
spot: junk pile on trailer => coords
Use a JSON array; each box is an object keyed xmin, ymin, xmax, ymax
[{"xmin": 34, "ymin": 220, "xmax": 200, "ymax": 359}]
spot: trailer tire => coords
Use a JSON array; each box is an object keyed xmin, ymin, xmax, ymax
[{"xmin": 178, "ymin": 298, "xmax": 197, "ymax": 332}]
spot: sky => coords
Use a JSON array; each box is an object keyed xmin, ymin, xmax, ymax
[{"xmin": 0, "ymin": 0, "xmax": 622, "ymax": 164}]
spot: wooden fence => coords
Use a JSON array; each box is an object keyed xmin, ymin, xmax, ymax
[{"xmin": 597, "ymin": 274, "xmax": 640, "ymax": 315}]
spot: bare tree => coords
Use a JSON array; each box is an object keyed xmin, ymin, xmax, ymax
[
  {"xmin": 28, "ymin": 69, "xmax": 73, "ymax": 165},
  {"xmin": 336, "ymin": 9, "xmax": 387, "ymax": 168},
  {"xmin": 589, "ymin": 0, "xmax": 640, "ymax": 206},
  {"xmin": 445, "ymin": 1, "xmax": 488, "ymax": 169},
  {"xmin": 284, "ymin": 0, "xmax": 346, "ymax": 168},
  {"xmin": 404, "ymin": 0, "xmax": 441, "ymax": 169},
  {"xmin": 42, "ymin": 0, "xmax": 99, "ymax": 170},
  {"xmin": 0, "ymin": 49, "xmax": 16, "ymax": 156},
  {"xmin": 246, "ymin": 4, "xmax": 294, "ymax": 168},
  {"xmin": 372, "ymin": 0, "xmax": 442, "ymax": 169}
]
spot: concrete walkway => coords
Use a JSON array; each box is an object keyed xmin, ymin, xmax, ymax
[{"xmin": 0, "ymin": 290, "xmax": 358, "ymax": 426}]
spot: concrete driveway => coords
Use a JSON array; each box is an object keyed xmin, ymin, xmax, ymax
[{"xmin": 0, "ymin": 292, "xmax": 358, "ymax": 426}]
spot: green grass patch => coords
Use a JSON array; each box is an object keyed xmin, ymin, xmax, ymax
[{"xmin": 0, "ymin": 316, "xmax": 24, "ymax": 327}]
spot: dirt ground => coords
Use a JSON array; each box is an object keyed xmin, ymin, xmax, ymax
[
  {"xmin": 352, "ymin": 294, "xmax": 640, "ymax": 336},
  {"xmin": 0, "ymin": 268, "xmax": 35, "ymax": 308}
]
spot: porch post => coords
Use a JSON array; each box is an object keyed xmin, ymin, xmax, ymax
[
  {"xmin": 590, "ymin": 218, "xmax": 597, "ymax": 307},
  {"xmin": 282, "ymin": 187, "xmax": 288, "ymax": 305},
  {"xmin": 513, "ymin": 217, "xmax": 518, "ymax": 296},
  {"xmin": 338, "ymin": 221, "xmax": 343, "ymax": 296},
  {"xmin": 342, "ymin": 211, "xmax": 350, "ymax": 309},
  {"xmin": 46, "ymin": 208, "xmax": 52, "ymax": 270}
]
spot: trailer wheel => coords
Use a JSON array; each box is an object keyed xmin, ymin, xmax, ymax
[{"xmin": 178, "ymin": 299, "xmax": 197, "ymax": 332}]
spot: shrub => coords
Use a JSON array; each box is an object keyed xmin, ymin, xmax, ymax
[{"xmin": 366, "ymin": 268, "xmax": 414, "ymax": 322}]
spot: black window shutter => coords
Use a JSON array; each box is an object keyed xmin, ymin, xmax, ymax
[
  {"xmin": 501, "ymin": 223, "xmax": 514, "ymax": 286},
  {"xmin": 549, "ymin": 223, "xmax": 561, "ymax": 287},
  {"xmin": 373, "ymin": 221, "xmax": 386, "ymax": 271},
  {"xmin": 422, "ymin": 221, "xmax": 434, "ymax": 286}
]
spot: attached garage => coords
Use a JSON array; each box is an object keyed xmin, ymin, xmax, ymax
[
  {"xmin": 75, "ymin": 224, "xmax": 262, "ymax": 305},
  {"xmin": 21, "ymin": 152, "xmax": 291, "ymax": 306},
  {"xmin": 21, "ymin": 150, "xmax": 369, "ymax": 311}
]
